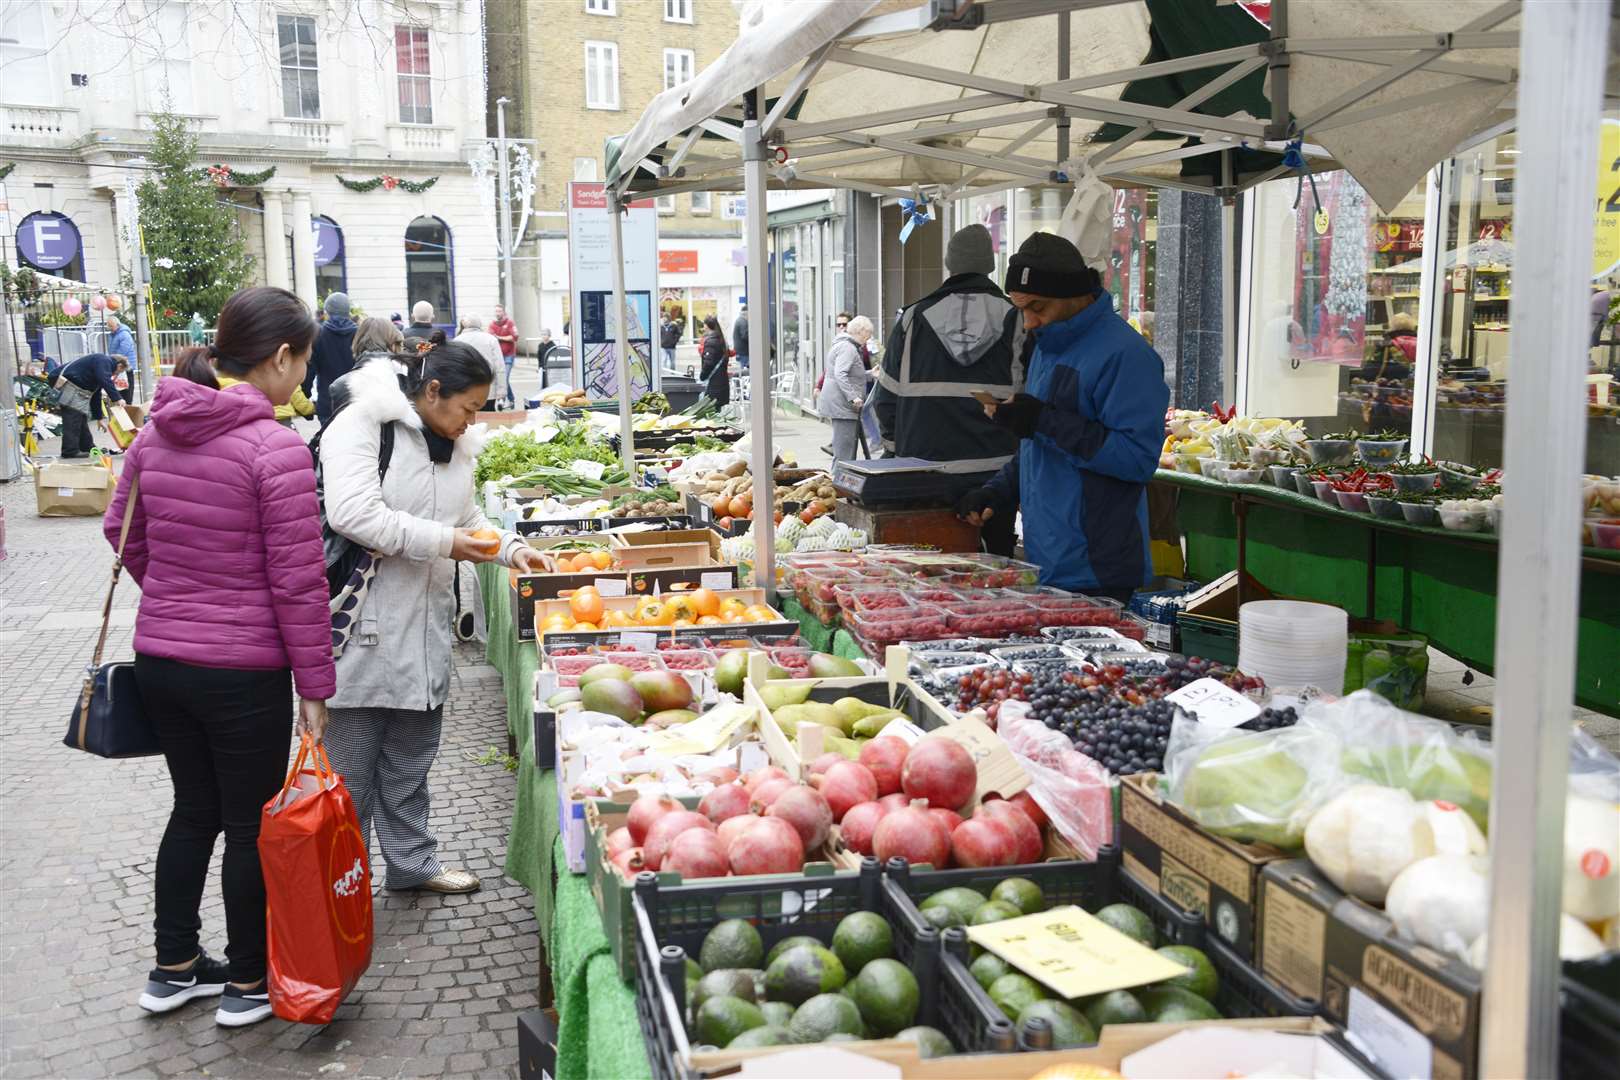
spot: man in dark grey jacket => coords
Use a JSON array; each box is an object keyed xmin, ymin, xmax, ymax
[{"xmin": 871, "ymin": 224, "xmax": 1019, "ymax": 554}]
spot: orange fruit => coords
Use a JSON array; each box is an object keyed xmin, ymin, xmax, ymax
[
  {"xmin": 723, "ymin": 611, "xmax": 747, "ymax": 623},
  {"xmin": 569, "ymin": 586, "xmax": 604, "ymax": 624},
  {"xmin": 743, "ymin": 605, "xmax": 776, "ymax": 623},
  {"xmin": 601, "ymin": 609, "xmax": 632, "ymax": 628},
  {"xmin": 666, "ymin": 596, "xmax": 697, "ymax": 623},
  {"xmin": 541, "ymin": 612, "xmax": 572, "ymax": 631},
  {"xmin": 672, "ymin": 618, "xmax": 695, "ymax": 628},
  {"xmin": 688, "ymin": 588, "xmax": 720, "ymax": 618},
  {"xmin": 696, "ymin": 614, "xmax": 723, "ymax": 626},
  {"xmin": 718, "ymin": 598, "xmax": 747, "ymax": 619},
  {"xmin": 589, "ymin": 550, "xmax": 613, "ymax": 570},
  {"xmin": 639, "ymin": 601, "xmax": 673, "ymax": 626},
  {"xmin": 635, "ymin": 595, "xmax": 660, "ymax": 615},
  {"xmin": 571, "ymin": 621, "xmax": 598, "ymax": 631}
]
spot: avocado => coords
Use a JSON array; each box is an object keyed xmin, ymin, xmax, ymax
[
  {"xmin": 758, "ymin": 1001, "xmax": 794, "ymax": 1028},
  {"xmin": 694, "ymin": 995, "xmax": 765, "ymax": 1047},
  {"xmin": 692, "ymin": 969, "xmax": 756, "ymax": 1009},
  {"xmin": 727, "ymin": 1025, "xmax": 791, "ymax": 1049},
  {"xmin": 788, "ymin": 993, "xmax": 865, "ymax": 1043},
  {"xmin": 823, "ymin": 1032, "xmax": 862, "ymax": 1042},
  {"xmin": 921, "ymin": 886, "xmax": 987, "ymax": 927},
  {"xmin": 831, "ymin": 911, "xmax": 893, "ymax": 975},
  {"xmin": 1094, "ymin": 903, "xmax": 1156, "ymax": 948},
  {"xmin": 990, "ymin": 878, "xmax": 1046, "ymax": 916},
  {"xmin": 969, "ymin": 951, "xmax": 1013, "ymax": 991},
  {"xmin": 970, "ymin": 900, "xmax": 1023, "ymax": 927},
  {"xmin": 684, "ymin": 957, "xmax": 703, "ymax": 983},
  {"xmin": 1080, "ymin": 989, "xmax": 1147, "ymax": 1029},
  {"xmin": 921, "ymin": 905, "xmax": 964, "ymax": 933},
  {"xmin": 764, "ymin": 944, "xmax": 847, "ymax": 1005},
  {"xmin": 1016, "ymin": 999, "xmax": 1097, "ymax": 1049},
  {"xmin": 765, "ymin": 935, "xmax": 823, "ymax": 967},
  {"xmin": 1155, "ymin": 945, "xmax": 1219, "ymax": 1002},
  {"xmin": 848, "ymin": 958, "xmax": 920, "ymax": 1036},
  {"xmin": 988, "ymin": 972, "xmax": 1048, "ymax": 1019},
  {"xmin": 700, "ymin": 919, "xmax": 764, "ymax": 972},
  {"xmin": 1139, "ymin": 984, "xmax": 1223, "ymax": 1022},
  {"xmin": 895, "ymin": 1025, "xmax": 955, "ymax": 1059}
]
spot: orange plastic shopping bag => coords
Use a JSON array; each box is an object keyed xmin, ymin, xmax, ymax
[{"xmin": 259, "ymin": 735, "xmax": 373, "ymax": 1024}]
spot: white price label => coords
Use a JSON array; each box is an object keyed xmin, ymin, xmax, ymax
[
  {"xmin": 700, "ymin": 571, "xmax": 732, "ymax": 591},
  {"xmin": 1346, "ymin": 986, "xmax": 1432, "ymax": 1080},
  {"xmin": 594, "ymin": 578, "xmax": 627, "ymax": 597},
  {"xmin": 534, "ymin": 425, "xmax": 560, "ymax": 443},
  {"xmin": 57, "ymin": 487, "xmax": 75, "ymax": 496},
  {"xmin": 878, "ymin": 719, "xmax": 927, "ymax": 744},
  {"xmin": 569, "ymin": 459, "xmax": 607, "ymax": 481},
  {"xmin": 1164, "ymin": 677, "xmax": 1261, "ymax": 730},
  {"xmin": 619, "ymin": 632, "xmax": 658, "ymax": 652}
]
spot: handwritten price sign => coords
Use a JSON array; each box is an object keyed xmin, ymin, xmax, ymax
[{"xmin": 966, "ymin": 906, "xmax": 1190, "ymax": 999}]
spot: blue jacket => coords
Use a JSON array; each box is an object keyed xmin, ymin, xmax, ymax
[
  {"xmin": 107, "ymin": 326, "xmax": 136, "ymax": 363},
  {"xmin": 304, "ymin": 316, "xmax": 359, "ymax": 423},
  {"xmin": 987, "ymin": 293, "xmax": 1168, "ymax": 591},
  {"xmin": 62, "ymin": 352, "xmax": 130, "ymax": 420}
]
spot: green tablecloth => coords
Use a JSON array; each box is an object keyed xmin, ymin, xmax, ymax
[
  {"xmin": 478, "ymin": 561, "xmax": 540, "ymax": 746},
  {"xmin": 1160, "ymin": 471, "xmax": 1620, "ymax": 716},
  {"xmin": 778, "ymin": 597, "xmax": 873, "ymax": 663}
]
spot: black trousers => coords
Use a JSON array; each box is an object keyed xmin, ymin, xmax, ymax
[
  {"xmin": 136, "ymin": 655, "xmax": 293, "ymax": 984},
  {"xmin": 60, "ymin": 408, "xmax": 94, "ymax": 457}
]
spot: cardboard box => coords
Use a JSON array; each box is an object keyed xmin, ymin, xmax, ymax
[
  {"xmin": 107, "ymin": 403, "xmax": 148, "ymax": 449},
  {"xmin": 1118, "ymin": 772, "xmax": 1290, "ymax": 963},
  {"xmin": 34, "ymin": 460, "xmax": 115, "ymax": 517},
  {"xmin": 524, "ymin": 587, "xmax": 795, "ymax": 645},
  {"xmin": 610, "ymin": 527, "xmax": 723, "ymax": 570},
  {"xmin": 1258, "ymin": 859, "xmax": 1483, "ymax": 1080}
]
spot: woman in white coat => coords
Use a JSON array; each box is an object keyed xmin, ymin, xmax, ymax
[{"xmin": 320, "ymin": 342, "xmax": 544, "ymax": 893}]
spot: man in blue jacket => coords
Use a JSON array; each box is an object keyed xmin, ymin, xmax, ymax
[
  {"xmin": 957, "ymin": 232, "xmax": 1169, "ymax": 600},
  {"xmin": 55, "ymin": 352, "xmax": 129, "ymax": 458},
  {"xmin": 105, "ymin": 317, "xmax": 136, "ymax": 365}
]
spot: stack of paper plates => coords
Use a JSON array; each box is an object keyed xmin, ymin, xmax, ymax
[{"xmin": 1237, "ymin": 600, "xmax": 1348, "ymax": 693}]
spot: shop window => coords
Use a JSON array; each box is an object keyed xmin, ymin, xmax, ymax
[
  {"xmin": 405, "ymin": 216, "xmax": 454, "ymax": 326},
  {"xmin": 656, "ymin": 195, "xmax": 675, "ymax": 215},
  {"xmin": 690, "ymin": 191, "xmax": 711, "ymax": 215},
  {"xmin": 313, "ymin": 215, "xmax": 346, "ymax": 299},
  {"xmin": 1104, "ymin": 190, "xmax": 1156, "ymax": 331},
  {"xmin": 277, "ymin": 14, "xmax": 321, "ymax": 119},
  {"xmin": 1244, "ymin": 170, "xmax": 1427, "ymax": 444},
  {"xmin": 1432, "ymin": 121, "xmax": 1619, "ymax": 475},
  {"xmin": 395, "ymin": 26, "xmax": 432, "ymax": 125},
  {"xmin": 584, "ymin": 41, "xmax": 619, "ymax": 110},
  {"xmin": 15, "ymin": 211, "xmax": 85, "ymax": 281}
]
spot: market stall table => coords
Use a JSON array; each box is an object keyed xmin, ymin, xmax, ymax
[
  {"xmin": 478, "ymin": 560, "xmax": 540, "ymax": 750},
  {"xmin": 1155, "ymin": 470, "xmax": 1620, "ymax": 716}
]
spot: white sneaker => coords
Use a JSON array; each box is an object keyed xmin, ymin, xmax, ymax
[{"xmin": 215, "ymin": 983, "xmax": 274, "ymax": 1027}]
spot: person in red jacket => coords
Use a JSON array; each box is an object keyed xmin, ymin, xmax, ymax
[{"xmin": 105, "ymin": 286, "xmax": 333, "ymax": 1029}]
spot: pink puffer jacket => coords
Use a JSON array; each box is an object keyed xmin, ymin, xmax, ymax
[{"xmin": 104, "ymin": 376, "xmax": 336, "ymax": 699}]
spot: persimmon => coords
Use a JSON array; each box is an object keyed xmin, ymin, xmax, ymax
[
  {"xmin": 688, "ymin": 587, "xmax": 720, "ymax": 618},
  {"xmin": 569, "ymin": 586, "xmax": 604, "ymax": 624}
]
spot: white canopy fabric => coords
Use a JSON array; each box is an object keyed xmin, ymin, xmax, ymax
[{"xmin": 607, "ymin": 0, "xmax": 1551, "ymax": 211}]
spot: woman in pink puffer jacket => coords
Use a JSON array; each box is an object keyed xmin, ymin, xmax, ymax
[{"xmin": 104, "ymin": 286, "xmax": 333, "ymax": 1029}]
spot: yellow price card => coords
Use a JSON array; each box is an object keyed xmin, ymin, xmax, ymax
[
  {"xmin": 643, "ymin": 702, "xmax": 756, "ymax": 756},
  {"xmin": 965, "ymin": 905, "xmax": 1191, "ymax": 999}
]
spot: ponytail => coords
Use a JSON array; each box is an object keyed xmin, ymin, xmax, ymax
[{"xmin": 171, "ymin": 345, "xmax": 219, "ymax": 389}]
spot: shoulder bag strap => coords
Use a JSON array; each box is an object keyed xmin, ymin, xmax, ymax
[{"xmin": 79, "ymin": 474, "xmax": 140, "ymax": 715}]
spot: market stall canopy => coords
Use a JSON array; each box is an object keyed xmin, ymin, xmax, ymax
[{"xmin": 607, "ymin": 0, "xmax": 1573, "ymax": 211}]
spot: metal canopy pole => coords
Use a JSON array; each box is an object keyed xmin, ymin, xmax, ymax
[
  {"xmin": 743, "ymin": 89, "xmax": 776, "ymax": 594},
  {"xmin": 606, "ymin": 191, "xmax": 636, "ymax": 479},
  {"xmin": 1480, "ymin": 2, "xmax": 1609, "ymax": 1076},
  {"xmin": 1265, "ymin": 0, "xmax": 1289, "ymax": 141}
]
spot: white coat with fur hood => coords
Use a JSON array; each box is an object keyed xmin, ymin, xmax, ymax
[{"xmin": 321, "ymin": 357, "xmax": 519, "ymax": 711}]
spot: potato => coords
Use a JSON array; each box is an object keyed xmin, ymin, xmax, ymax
[{"xmin": 724, "ymin": 460, "xmax": 748, "ymax": 478}]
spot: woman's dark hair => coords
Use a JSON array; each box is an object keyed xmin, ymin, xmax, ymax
[
  {"xmin": 175, "ymin": 286, "xmax": 317, "ymax": 387},
  {"xmin": 703, "ymin": 314, "xmax": 726, "ymax": 349},
  {"xmin": 409, "ymin": 339, "xmax": 493, "ymax": 399}
]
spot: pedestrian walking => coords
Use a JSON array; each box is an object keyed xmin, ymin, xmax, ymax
[
  {"xmin": 817, "ymin": 316, "xmax": 874, "ymax": 468},
  {"xmin": 456, "ymin": 314, "xmax": 506, "ymax": 407},
  {"xmin": 304, "ymin": 292, "xmax": 359, "ymax": 426},
  {"xmin": 659, "ymin": 312, "xmax": 681, "ymax": 366},
  {"xmin": 731, "ymin": 304, "xmax": 749, "ymax": 372},
  {"xmin": 106, "ymin": 286, "xmax": 333, "ymax": 1028},
  {"xmin": 698, "ymin": 315, "xmax": 730, "ymax": 408},
  {"xmin": 105, "ymin": 316, "xmax": 136, "ymax": 366},
  {"xmin": 402, "ymin": 301, "xmax": 436, "ymax": 351},
  {"xmin": 318, "ymin": 344, "xmax": 544, "ymax": 894},
  {"xmin": 54, "ymin": 351, "xmax": 129, "ymax": 457},
  {"xmin": 489, "ymin": 305, "xmax": 518, "ymax": 388}
]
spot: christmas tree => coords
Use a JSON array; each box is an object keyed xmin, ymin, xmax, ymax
[{"xmin": 137, "ymin": 112, "xmax": 253, "ymax": 328}]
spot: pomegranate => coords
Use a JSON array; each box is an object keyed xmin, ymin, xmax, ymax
[
  {"xmin": 698, "ymin": 783, "xmax": 753, "ymax": 824},
  {"xmin": 767, "ymin": 785, "xmax": 834, "ymax": 852},
  {"xmin": 611, "ymin": 846, "xmax": 646, "ymax": 880},
  {"xmin": 606, "ymin": 826, "xmax": 636, "ymax": 860},
  {"xmin": 749, "ymin": 776, "xmax": 794, "ymax": 813},
  {"xmin": 878, "ymin": 792, "xmax": 912, "ymax": 814},
  {"xmin": 627, "ymin": 793, "xmax": 681, "ymax": 845},
  {"xmin": 744, "ymin": 765, "xmax": 789, "ymax": 794},
  {"xmin": 699, "ymin": 765, "xmax": 740, "ymax": 785},
  {"xmin": 717, "ymin": 813, "xmax": 758, "ymax": 850},
  {"xmin": 978, "ymin": 801, "xmax": 1042, "ymax": 864},
  {"xmin": 806, "ymin": 752, "xmax": 845, "ymax": 780},
  {"xmin": 818, "ymin": 761, "xmax": 879, "ymax": 821},
  {"xmin": 952, "ymin": 815, "xmax": 1017, "ymax": 868},
  {"xmin": 664, "ymin": 828, "xmax": 731, "ymax": 879},
  {"xmin": 643, "ymin": 810, "xmax": 715, "ymax": 871},
  {"xmin": 728, "ymin": 815, "xmax": 806, "ymax": 876},
  {"xmin": 928, "ymin": 808, "xmax": 964, "ymax": 836},
  {"xmin": 873, "ymin": 800, "xmax": 952, "ymax": 870},
  {"xmin": 859, "ymin": 736, "xmax": 909, "ymax": 797},
  {"xmin": 901, "ymin": 736, "xmax": 977, "ymax": 812},
  {"xmin": 838, "ymin": 800, "xmax": 888, "ymax": 856},
  {"xmin": 1009, "ymin": 790, "xmax": 1049, "ymax": 830}
]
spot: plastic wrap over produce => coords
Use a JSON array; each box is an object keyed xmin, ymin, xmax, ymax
[
  {"xmin": 559, "ymin": 709, "xmax": 764, "ymax": 802},
  {"xmin": 995, "ymin": 700, "xmax": 1115, "ymax": 858}
]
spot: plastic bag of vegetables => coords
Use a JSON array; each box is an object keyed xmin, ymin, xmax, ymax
[{"xmin": 1165, "ymin": 715, "xmax": 1345, "ymax": 849}]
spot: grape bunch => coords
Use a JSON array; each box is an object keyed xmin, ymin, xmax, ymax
[{"xmin": 1238, "ymin": 705, "xmax": 1299, "ymax": 731}]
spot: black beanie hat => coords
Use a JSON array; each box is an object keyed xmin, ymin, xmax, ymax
[{"xmin": 1005, "ymin": 232, "xmax": 1100, "ymax": 298}]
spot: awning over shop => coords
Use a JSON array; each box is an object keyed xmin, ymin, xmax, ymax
[{"xmin": 607, "ymin": 0, "xmax": 1552, "ymax": 212}]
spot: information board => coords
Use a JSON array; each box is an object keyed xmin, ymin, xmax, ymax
[{"xmin": 567, "ymin": 182, "xmax": 659, "ymax": 400}]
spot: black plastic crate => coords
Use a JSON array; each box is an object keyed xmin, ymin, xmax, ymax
[
  {"xmin": 883, "ymin": 849, "xmax": 1121, "ymax": 966},
  {"xmin": 1204, "ymin": 931, "xmax": 1318, "ymax": 1018},
  {"xmin": 937, "ymin": 931, "xmax": 1017, "ymax": 1055},
  {"xmin": 1561, "ymin": 954, "xmax": 1620, "ymax": 1080},
  {"xmin": 1115, "ymin": 864, "xmax": 1206, "ymax": 947},
  {"xmin": 631, "ymin": 859, "xmax": 1003, "ymax": 1078}
]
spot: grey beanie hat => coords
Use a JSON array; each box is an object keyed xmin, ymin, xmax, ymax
[
  {"xmin": 324, "ymin": 292, "xmax": 352, "ymax": 318},
  {"xmin": 945, "ymin": 224, "xmax": 996, "ymax": 276}
]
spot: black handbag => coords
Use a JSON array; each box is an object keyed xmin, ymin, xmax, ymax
[{"xmin": 64, "ymin": 474, "xmax": 161, "ymax": 758}]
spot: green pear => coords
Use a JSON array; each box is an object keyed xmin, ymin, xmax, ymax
[
  {"xmin": 760, "ymin": 683, "xmax": 815, "ymax": 710},
  {"xmin": 800, "ymin": 702, "xmax": 843, "ymax": 734},
  {"xmin": 852, "ymin": 710, "xmax": 905, "ymax": 739},
  {"xmin": 825, "ymin": 735, "xmax": 864, "ymax": 760},
  {"xmin": 772, "ymin": 704, "xmax": 808, "ymax": 739}
]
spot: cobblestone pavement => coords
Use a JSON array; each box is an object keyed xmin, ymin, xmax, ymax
[{"xmin": 1, "ymin": 442, "xmax": 537, "ymax": 1079}]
